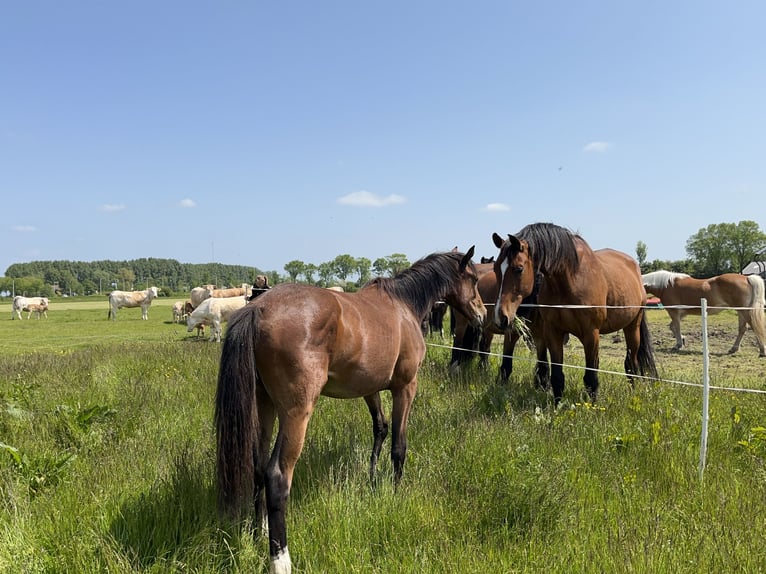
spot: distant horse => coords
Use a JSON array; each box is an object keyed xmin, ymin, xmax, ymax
[
  {"xmin": 492, "ymin": 223, "xmax": 657, "ymax": 403},
  {"xmin": 215, "ymin": 248, "xmax": 486, "ymax": 574},
  {"xmin": 421, "ymin": 300, "xmax": 449, "ymax": 337},
  {"xmin": 642, "ymin": 270, "xmax": 766, "ymax": 356}
]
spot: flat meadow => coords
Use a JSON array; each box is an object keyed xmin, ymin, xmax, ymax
[{"xmin": 2, "ymin": 296, "xmax": 766, "ymax": 573}]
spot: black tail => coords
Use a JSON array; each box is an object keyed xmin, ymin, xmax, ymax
[
  {"xmin": 637, "ymin": 313, "xmax": 658, "ymax": 379},
  {"xmin": 215, "ymin": 305, "xmax": 260, "ymax": 519}
]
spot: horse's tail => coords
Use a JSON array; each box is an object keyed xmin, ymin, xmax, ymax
[
  {"xmin": 746, "ymin": 274, "xmax": 766, "ymax": 348},
  {"xmin": 637, "ymin": 312, "xmax": 658, "ymax": 379},
  {"xmin": 215, "ymin": 305, "xmax": 260, "ymax": 519}
]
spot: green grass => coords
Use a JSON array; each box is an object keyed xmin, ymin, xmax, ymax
[{"xmin": 2, "ymin": 304, "xmax": 766, "ymax": 572}]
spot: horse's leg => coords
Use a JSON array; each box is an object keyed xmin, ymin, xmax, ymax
[
  {"xmin": 390, "ymin": 381, "xmax": 418, "ymax": 484},
  {"xmin": 622, "ymin": 321, "xmax": 642, "ymax": 383},
  {"xmin": 265, "ymin": 410, "xmax": 312, "ymax": 574},
  {"xmin": 729, "ymin": 311, "xmax": 748, "ymax": 354},
  {"xmin": 478, "ymin": 327, "xmax": 494, "ymax": 369},
  {"xmin": 546, "ymin": 330, "xmax": 566, "ymax": 404},
  {"xmin": 498, "ymin": 329, "xmax": 516, "ymax": 382},
  {"xmin": 254, "ymin": 382, "xmax": 276, "ymax": 532},
  {"xmin": 667, "ymin": 309, "xmax": 684, "ymax": 350},
  {"xmin": 364, "ymin": 392, "xmax": 389, "ymax": 481},
  {"xmin": 580, "ymin": 330, "xmax": 601, "ymax": 402}
]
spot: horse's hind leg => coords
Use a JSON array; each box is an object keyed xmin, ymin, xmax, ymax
[
  {"xmin": 266, "ymin": 410, "xmax": 312, "ymax": 574},
  {"xmin": 254, "ymin": 382, "xmax": 276, "ymax": 532},
  {"xmin": 390, "ymin": 380, "xmax": 418, "ymax": 484},
  {"xmin": 364, "ymin": 392, "xmax": 389, "ymax": 481},
  {"xmin": 729, "ymin": 311, "xmax": 748, "ymax": 354}
]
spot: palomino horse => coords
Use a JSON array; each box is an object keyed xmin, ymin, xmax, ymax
[
  {"xmin": 642, "ymin": 270, "xmax": 766, "ymax": 356},
  {"xmin": 215, "ymin": 248, "xmax": 485, "ymax": 574},
  {"xmin": 492, "ymin": 223, "xmax": 657, "ymax": 403}
]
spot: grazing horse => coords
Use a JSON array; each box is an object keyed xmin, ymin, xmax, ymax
[
  {"xmin": 215, "ymin": 248, "xmax": 486, "ymax": 574},
  {"xmin": 492, "ymin": 223, "xmax": 657, "ymax": 403},
  {"xmin": 642, "ymin": 270, "xmax": 766, "ymax": 356},
  {"xmin": 450, "ymin": 266, "xmax": 547, "ymax": 383}
]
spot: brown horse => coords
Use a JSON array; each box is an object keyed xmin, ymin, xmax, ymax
[
  {"xmin": 492, "ymin": 223, "xmax": 657, "ymax": 403},
  {"xmin": 641, "ymin": 270, "xmax": 766, "ymax": 356},
  {"xmin": 449, "ymin": 263, "xmax": 547, "ymax": 383},
  {"xmin": 215, "ymin": 248, "xmax": 485, "ymax": 574}
]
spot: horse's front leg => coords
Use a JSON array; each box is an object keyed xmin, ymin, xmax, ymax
[
  {"xmin": 498, "ymin": 329, "xmax": 517, "ymax": 383},
  {"xmin": 546, "ymin": 332, "xmax": 566, "ymax": 404},
  {"xmin": 580, "ymin": 330, "xmax": 601, "ymax": 402},
  {"xmin": 364, "ymin": 392, "xmax": 389, "ymax": 481},
  {"xmin": 390, "ymin": 380, "xmax": 418, "ymax": 485}
]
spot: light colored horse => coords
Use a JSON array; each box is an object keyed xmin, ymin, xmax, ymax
[{"xmin": 642, "ymin": 270, "xmax": 766, "ymax": 356}]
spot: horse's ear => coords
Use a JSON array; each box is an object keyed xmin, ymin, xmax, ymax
[
  {"xmin": 459, "ymin": 245, "xmax": 476, "ymax": 271},
  {"xmin": 508, "ymin": 235, "xmax": 521, "ymax": 251},
  {"xmin": 492, "ymin": 232, "xmax": 504, "ymax": 248}
]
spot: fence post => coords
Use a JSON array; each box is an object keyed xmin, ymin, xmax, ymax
[{"xmin": 699, "ymin": 297, "xmax": 710, "ymax": 481}]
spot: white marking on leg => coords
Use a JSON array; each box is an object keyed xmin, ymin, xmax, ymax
[
  {"xmin": 270, "ymin": 546, "xmax": 291, "ymax": 574},
  {"xmin": 495, "ymin": 259, "xmax": 509, "ymax": 326}
]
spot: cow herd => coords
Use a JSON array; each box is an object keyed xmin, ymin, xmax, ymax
[{"xmin": 8, "ymin": 274, "xmax": 274, "ymax": 344}]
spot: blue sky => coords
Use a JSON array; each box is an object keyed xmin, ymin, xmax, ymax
[{"xmin": 3, "ymin": 1, "xmax": 765, "ymax": 276}]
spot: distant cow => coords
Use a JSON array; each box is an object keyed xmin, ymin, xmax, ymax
[
  {"xmin": 11, "ymin": 296, "xmax": 49, "ymax": 320},
  {"xmin": 25, "ymin": 302, "xmax": 49, "ymax": 320},
  {"xmin": 207, "ymin": 283, "xmax": 250, "ymax": 299},
  {"xmin": 107, "ymin": 286, "xmax": 160, "ymax": 320},
  {"xmin": 171, "ymin": 301, "xmax": 185, "ymax": 324},
  {"xmin": 190, "ymin": 284, "xmax": 216, "ymax": 309},
  {"xmin": 186, "ymin": 295, "xmax": 246, "ymax": 342}
]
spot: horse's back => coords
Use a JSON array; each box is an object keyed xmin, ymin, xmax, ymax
[{"xmin": 247, "ymin": 283, "xmax": 425, "ymax": 399}]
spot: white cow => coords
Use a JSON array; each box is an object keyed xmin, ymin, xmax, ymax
[
  {"xmin": 186, "ymin": 295, "xmax": 246, "ymax": 342},
  {"xmin": 190, "ymin": 284, "xmax": 216, "ymax": 309},
  {"xmin": 107, "ymin": 286, "xmax": 160, "ymax": 320},
  {"xmin": 171, "ymin": 301, "xmax": 185, "ymax": 324},
  {"xmin": 11, "ymin": 296, "xmax": 49, "ymax": 320}
]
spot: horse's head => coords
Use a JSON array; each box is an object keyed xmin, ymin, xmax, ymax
[
  {"xmin": 491, "ymin": 232, "xmax": 536, "ymax": 330},
  {"xmin": 444, "ymin": 245, "xmax": 486, "ymax": 329}
]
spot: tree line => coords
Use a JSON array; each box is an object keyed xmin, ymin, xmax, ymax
[
  {"xmin": 3, "ymin": 221, "xmax": 765, "ymax": 298},
  {"xmin": 0, "ymin": 252, "xmax": 414, "ymax": 298}
]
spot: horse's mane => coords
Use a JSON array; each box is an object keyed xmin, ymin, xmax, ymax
[
  {"xmin": 365, "ymin": 251, "xmax": 469, "ymax": 320},
  {"xmin": 516, "ymin": 222, "xmax": 581, "ymax": 276},
  {"xmin": 641, "ymin": 270, "xmax": 691, "ymax": 290}
]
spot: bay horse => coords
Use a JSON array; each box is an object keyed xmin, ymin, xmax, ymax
[
  {"xmin": 492, "ymin": 223, "xmax": 657, "ymax": 404},
  {"xmin": 215, "ymin": 248, "xmax": 486, "ymax": 574},
  {"xmin": 641, "ymin": 270, "xmax": 766, "ymax": 356},
  {"xmin": 449, "ymin": 263, "xmax": 547, "ymax": 384}
]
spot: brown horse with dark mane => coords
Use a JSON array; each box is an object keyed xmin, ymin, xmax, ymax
[
  {"xmin": 492, "ymin": 223, "xmax": 657, "ymax": 404},
  {"xmin": 215, "ymin": 248, "xmax": 485, "ymax": 574}
]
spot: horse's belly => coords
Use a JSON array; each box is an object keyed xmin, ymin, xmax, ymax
[{"xmin": 321, "ymin": 370, "xmax": 392, "ymax": 399}]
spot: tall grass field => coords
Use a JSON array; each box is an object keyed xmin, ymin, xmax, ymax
[{"xmin": 2, "ymin": 297, "xmax": 766, "ymax": 573}]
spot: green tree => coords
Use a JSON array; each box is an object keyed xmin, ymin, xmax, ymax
[
  {"xmin": 332, "ymin": 254, "xmax": 356, "ymax": 283},
  {"xmin": 117, "ymin": 267, "xmax": 136, "ymax": 291},
  {"xmin": 302, "ymin": 263, "xmax": 317, "ymax": 284},
  {"xmin": 635, "ymin": 241, "xmax": 647, "ymax": 267},
  {"xmin": 284, "ymin": 260, "xmax": 305, "ymax": 283},
  {"xmin": 728, "ymin": 220, "xmax": 766, "ymax": 273},
  {"xmin": 355, "ymin": 257, "xmax": 372, "ymax": 286},
  {"xmin": 686, "ymin": 221, "xmax": 766, "ymax": 276},
  {"xmin": 317, "ymin": 262, "xmax": 335, "ymax": 286}
]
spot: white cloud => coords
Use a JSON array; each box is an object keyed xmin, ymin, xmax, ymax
[
  {"xmin": 179, "ymin": 198, "xmax": 196, "ymax": 208},
  {"xmin": 583, "ymin": 141, "xmax": 613, "ymax": 153},
  {"xmin": 337, "ymin": 190, "xmax": 407, "ymax": 207},
  {"xmin": 483, "ymin": 203, "xmax": 511, "ymax": 212},
  {"xmin": 100, "ymin": 203, "xmax": 126, "ymax": 213},
  {"xmin": 13, "ymin": 225, "xmax": 36, "ymax": 232}
]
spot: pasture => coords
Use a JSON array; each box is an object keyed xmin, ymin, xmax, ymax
[{"xmin": 2, "ymin": 299, "xmax": 766, "ymax": 572}]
